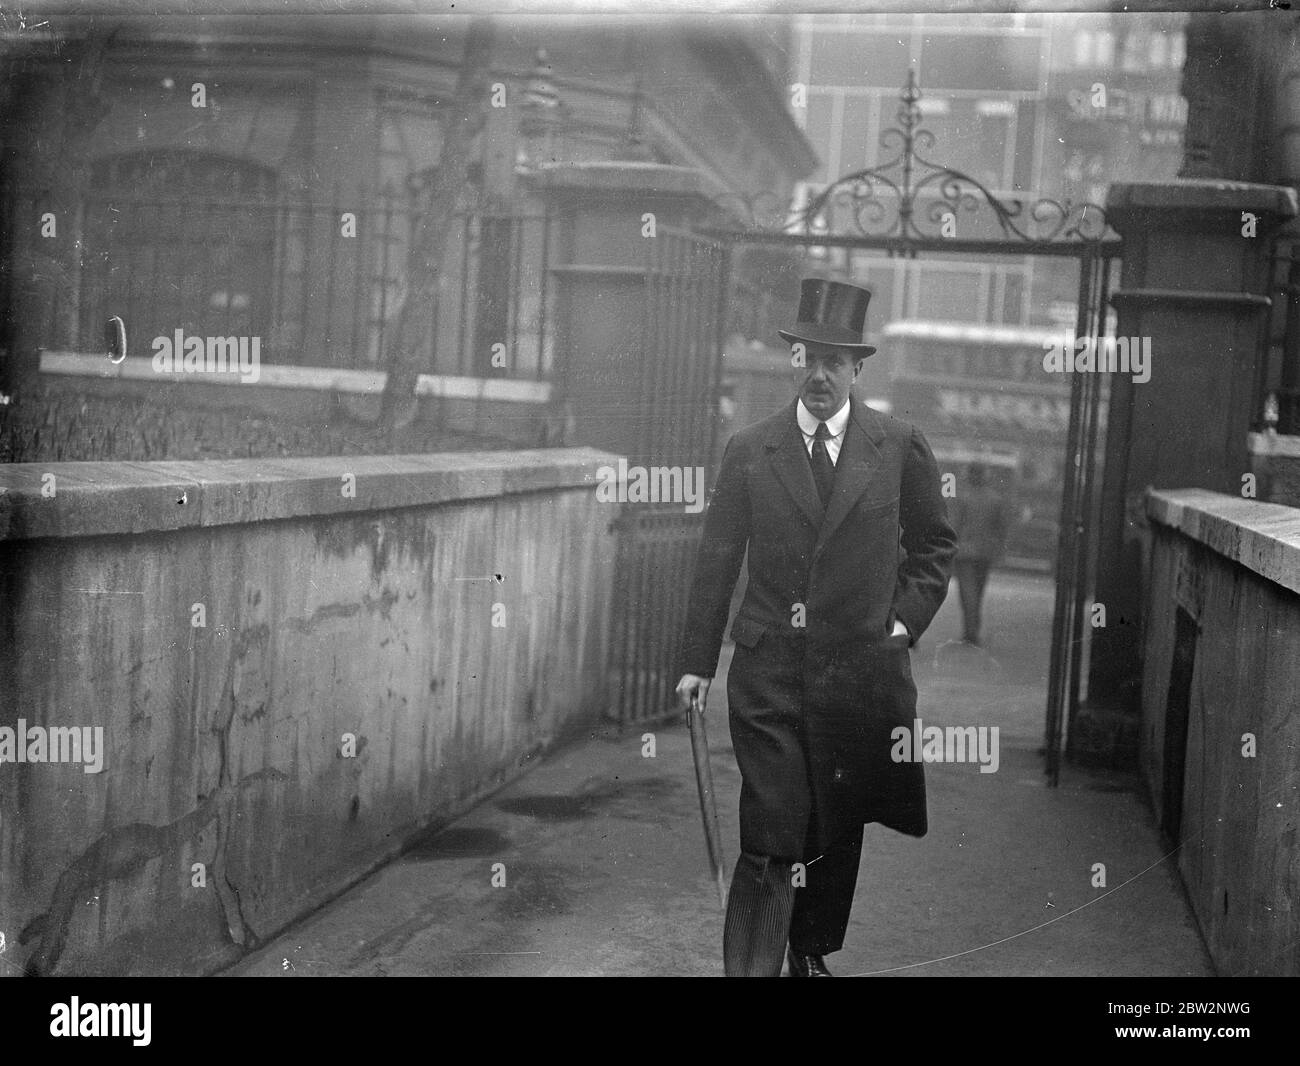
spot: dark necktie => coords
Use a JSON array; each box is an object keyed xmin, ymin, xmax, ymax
[{"xmin": 810, "ymin": 421, "xmax": 835, "ymax": 508}]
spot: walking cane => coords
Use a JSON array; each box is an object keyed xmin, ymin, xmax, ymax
[{"xmin": 687, "ymin": 692, "xmax": 728, "ymax": 912}]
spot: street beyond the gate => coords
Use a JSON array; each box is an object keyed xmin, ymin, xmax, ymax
[{"xmin": 228, "ymin": 571, "xmax": 1213, "ymax": 978}]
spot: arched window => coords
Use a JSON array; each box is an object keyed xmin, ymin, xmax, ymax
[{"xmin": 79, "ymin": 150, "xmax": 277, "ymax": 353}]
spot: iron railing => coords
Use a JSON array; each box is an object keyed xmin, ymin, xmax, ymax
[
  {"xmin": 17, "ymin": 186, "xmax": 555, "ymax": 380},
  {"xmin": 1049, "ymin": 247, "xmax": 1119, "ymax": 781},
  {"xmin": 606, "ymin": 226, "xmax": 730, "ymax": 730},
  {"xmin": 1263, "ymin": 234, "xmax": 1300, "ymax": 434},
  {"xmin": 607, "ymin": 508, "xmax": 707, "ymax": 731}
]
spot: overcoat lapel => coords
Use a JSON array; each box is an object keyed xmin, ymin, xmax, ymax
[
  {"xmin": 813, "ymin": 399, "xmax": 886, "ymax": 560},
  {"xmin": 764, "ymin": 400, "xmax": 823, "ymax": 530}
]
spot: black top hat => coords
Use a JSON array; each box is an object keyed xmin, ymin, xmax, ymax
[{"xmin": 777, "ymin": 278, "xmax": 877, "ymax": 356}]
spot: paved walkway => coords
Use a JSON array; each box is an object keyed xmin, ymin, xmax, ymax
[{"xmin": 228, "ymin": 571, "xmax": 1213, "ymax": 977}]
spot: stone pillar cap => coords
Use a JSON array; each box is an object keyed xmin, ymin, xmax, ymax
[
  {"xmin": 520, "ymin": 161, "xmax": 725, "ymax": 201},
  {"xmin": 1106, "ymin": 179, "xmax": 1298, "ymax": 220}
]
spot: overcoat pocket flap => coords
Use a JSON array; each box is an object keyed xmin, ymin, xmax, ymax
[
  {"xmin": 729, "ymin": 615, "xmax": 767, "ymax": 649},
  {"xmin": 860, "ymin": 494, "xmax": 900, "ymax": 513}
]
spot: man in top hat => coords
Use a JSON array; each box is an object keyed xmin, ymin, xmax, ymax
[{"xmin": 675, "ymin": 278, "xmax": 957, "ymax": 977}]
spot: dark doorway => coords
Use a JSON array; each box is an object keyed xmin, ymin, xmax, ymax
[{"xmin": 1161, "ymin": 606, "xmax": 1198, "ymax": 844}]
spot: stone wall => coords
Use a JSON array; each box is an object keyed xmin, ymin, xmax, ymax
[
  {"xmin": 0, "ymin": 447, "xmax": 619, "ymax": 975},
  {"xmin": 1141, "ymin": 488, "xmax": 1300, "ymax": 976}
]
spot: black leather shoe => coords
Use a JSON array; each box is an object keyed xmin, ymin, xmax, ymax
[{"xmin": 786, "ymin": 948, "xmax": 833, "ymax": 977}]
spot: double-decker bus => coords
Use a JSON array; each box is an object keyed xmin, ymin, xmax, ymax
[{"xmin": 882, "ymin": 319, "xmax": 1098, "ymax": 570}]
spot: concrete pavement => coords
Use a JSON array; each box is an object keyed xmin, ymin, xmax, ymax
[{"xmin": 227, "ymin": 571, "xmax": 1214, "ymax": 977}]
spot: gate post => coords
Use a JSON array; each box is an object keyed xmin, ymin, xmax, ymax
[
  {"xmin": 1075, "ymin": 179, "xmax": 1297, "ymax": 765},
  {"xmin": 519, "ymin": 161, "xmax": 719, "ymax": 464},
  {"xmin": 519, "ymin": 162, "xmax": 726, "ymax": 728}
]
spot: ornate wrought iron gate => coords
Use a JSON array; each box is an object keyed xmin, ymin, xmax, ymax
[
  {"xmin": 1044, "ymin": 243, "xmax": 1119, "ymax": 784},
  {"xmin": 607, "ymin": 225, "xmax": 730, "ymax": 729}
]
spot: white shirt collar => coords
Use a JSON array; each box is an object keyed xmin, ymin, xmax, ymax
[{"xmin": 796, "ymin": 397, "xmax": 851, "ymax": 439}]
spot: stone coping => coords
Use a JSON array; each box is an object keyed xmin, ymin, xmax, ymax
[
  {"xmin": 1146, "ymin": 488, "xmax": 1300, "ymax": 595},
  {"xmin": 1248, "ymin": 431, "xmax": 1300, "ymax": 458},
  {"xmin": 0, "ymin": 449, "xmax": 621, "ymax": 542},
  {"xmin": 520, "ymin": 160, "xmax": 725, "ymax": 200}
]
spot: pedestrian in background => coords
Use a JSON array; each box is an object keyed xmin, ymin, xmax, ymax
[{"xmin": 949, "ymin": 463, "xmax": 1011, "ymax": 646}]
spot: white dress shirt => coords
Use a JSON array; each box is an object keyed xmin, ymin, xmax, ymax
[
  {"xmin": 796, "ymin": 396, "xmax": 909, "ymax": 641},
  {"xmin": 796, "ymin": 398, "xmax": 850, "ymax": 465}
]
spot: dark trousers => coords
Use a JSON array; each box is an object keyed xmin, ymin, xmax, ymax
[
  {"xmin": 722, "ymin": 829, "xmax": 864, "ymax": 977},
  {"xmin": 953, "ymin": 558, "xmax": 992, "ymax": 643}
]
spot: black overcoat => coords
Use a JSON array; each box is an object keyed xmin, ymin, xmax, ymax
[{"xmin": 679, "ymin": 397, "xmax": 957, "ymax": 857}]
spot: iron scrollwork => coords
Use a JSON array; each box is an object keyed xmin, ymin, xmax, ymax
[{"xmin": 715, "ymin": 71, "xmax": 1113, "ymax": 245}]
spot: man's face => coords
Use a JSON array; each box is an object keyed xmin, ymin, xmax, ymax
[{"xmin": 795, "ymin": 343, "xmax": 863, "ymax": 420}]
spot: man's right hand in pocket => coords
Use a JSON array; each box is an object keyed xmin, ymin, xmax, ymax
[{"xmin": 675, "ymin": 674, "xmax": 712, "ymax": 713}]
